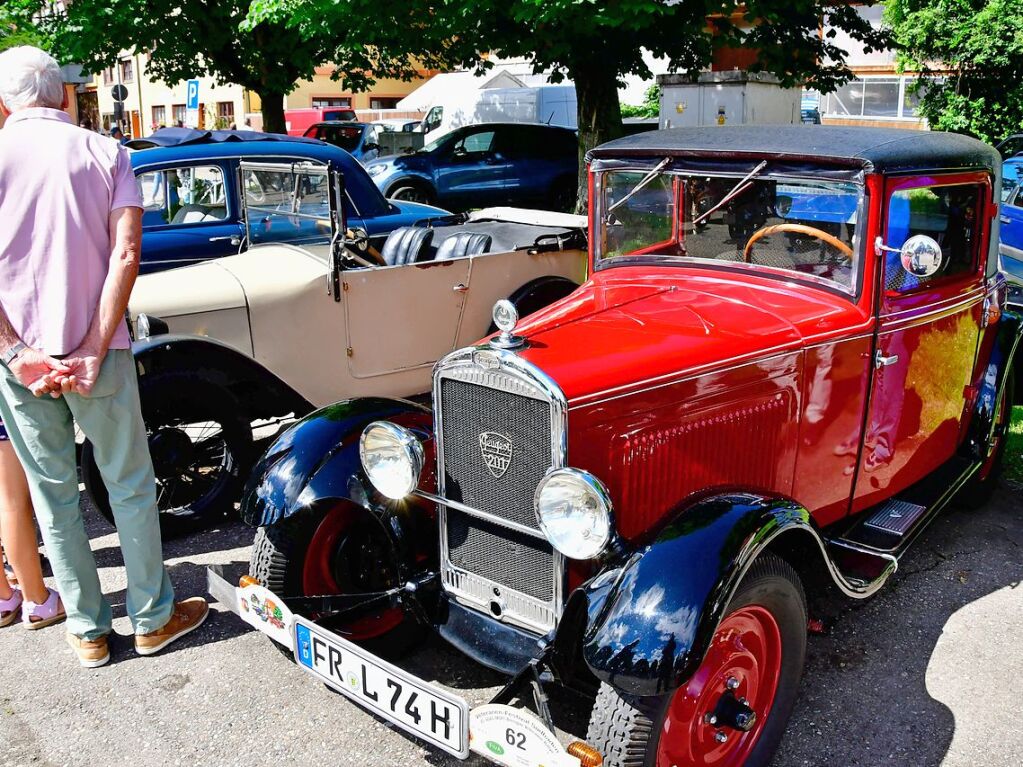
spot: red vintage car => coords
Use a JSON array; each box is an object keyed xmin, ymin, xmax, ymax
[{"xmin": 212, "ymin": 126, "xmax": 1019, "ymax": 767}]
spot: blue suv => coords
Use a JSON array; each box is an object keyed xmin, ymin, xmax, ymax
[
  {"xmin": 128, "ymin": 128, "xmax": 446, "ymax": 273},
  {"xmin": 364, "ymin": 122, "xmax": 578, "ymax": 212}
]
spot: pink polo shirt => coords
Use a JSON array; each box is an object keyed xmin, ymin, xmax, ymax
[{"xmin": 0, "ymin": 108, "xmax": 141, "ymax": 355}]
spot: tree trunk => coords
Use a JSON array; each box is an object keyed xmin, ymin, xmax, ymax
[
  {"xmin": 259, "ymin": 89, "xmax": 287, "ymax": 135},
  {"xmin": 571, "ymin": 63, "xmax": 624, "ymax": 214}
]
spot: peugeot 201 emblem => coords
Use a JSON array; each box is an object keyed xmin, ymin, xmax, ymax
[{"xmin": 479, "ymin": 432, "xmax": 513, "ymax": 478}]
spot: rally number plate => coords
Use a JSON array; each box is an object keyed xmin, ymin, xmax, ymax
[{"xmin": 293, "ymin": 617, "xmax": 470, "ymax": 758}]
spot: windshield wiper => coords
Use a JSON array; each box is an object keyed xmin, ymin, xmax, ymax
[
  {"xmin": 605, "ymin": 157, "xmax": 672, "ymax": 221},
  {"xmin": 690, "ymin": 160, "xmax": 768, "ymax": 229}
]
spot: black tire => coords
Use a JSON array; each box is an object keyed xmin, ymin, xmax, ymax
[
  {"xmin": 586, "ymin": 553, "xmax": 807, "ymax": 767},
  {"xmin": 249, "ymin": 508, "xmax": 424, "ymax": 659},
  {"xmin": 959, "ymin": 367, "xmax": 1015, "ymax": 509},
  {"xmin": 83, "ymin": 374, "xmax": 253, "ymax": 538},
  {"xmin": 387, "ymin": 181, "xmax": 435, "ymax": 205}
]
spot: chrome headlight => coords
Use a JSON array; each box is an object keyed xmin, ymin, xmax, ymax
[
  {"xmin": 367, "ymin": 164, "xmax": 387, "ymax": 177},
  {"xmin": 135, "ymin": 313, "xmax": 168, "ymax": 340},
  {"xmin": 359, "ymin": 421, "xmax": 424, "ymax": 500},
  {"xmin": 534, "ymin": 468, "xmax": 612, "ymax": 560}
]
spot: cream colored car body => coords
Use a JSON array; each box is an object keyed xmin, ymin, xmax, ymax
[{"xmin": 129, "ymin": 221, "xmax": 587, "ymax": 408}]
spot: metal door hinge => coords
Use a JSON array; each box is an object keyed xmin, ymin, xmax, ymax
[
  {"xmin": 342, "ymin": 282, "xmax": 350, "ymax": 292},
  {"xmin": 875, "ymin": 350, "xmax": 899, "ymax": 369},
  {"xmin": 346, "ymin": 347, "xmax": 354, "ymax": 357}
]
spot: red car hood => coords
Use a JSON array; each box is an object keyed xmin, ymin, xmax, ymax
[{"xmin": 511, "ymin": 267, "xmax": 867, "ymax": 405}]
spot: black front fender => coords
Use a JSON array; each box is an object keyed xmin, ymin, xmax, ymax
[
  {"xmin": 240, "ymin": 397, "xmax": 432, "ymax": 528},
  {"xmin": 132, "ymin": 334, "xmax": 312, "ymax": 420},
  {"xmin": 581, "ymin": 494, "xmax": 813, "ymax": 698}
]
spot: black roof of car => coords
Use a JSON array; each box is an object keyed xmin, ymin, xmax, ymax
[
  {"xmin": 588, "ymin": 125, "xmax": 1000, "ymax": 174},
  {"xmin": 126, "ymin": 127, "xmax": 323, "ymax": 150}
]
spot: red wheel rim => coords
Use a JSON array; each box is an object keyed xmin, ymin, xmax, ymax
[
  {"xmin": 978, "ymin": 389, "xmax": 1011, "ymax": 481},
  {"xmin": 302, "ymin": 504, "xmax": 404, "ymax": 641},
  {"xmin": 656, "ymin": 605, "xmax": 783, "ymax": 767}
]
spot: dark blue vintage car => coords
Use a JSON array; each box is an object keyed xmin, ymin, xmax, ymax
[
  {"xmin": 127, "ymin": 128, "xmax": 446, "ymax": 273},
  {"xmin": 364, "ymin": 122, "xmax": 579, "ymax": 212}
]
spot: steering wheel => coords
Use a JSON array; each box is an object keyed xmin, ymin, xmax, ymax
[
  {"xmin": 743, "ymin": 223, "xmax": 854, "ymax": 263},
  {"xmin": 342, "ymin": 228, "xmax": 386, "ymax": 267}
]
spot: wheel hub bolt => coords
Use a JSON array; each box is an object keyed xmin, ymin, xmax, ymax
[
  {"xmin": 726, "ymin": 676, "xmax": 740, "ymax": 690},
  {"xmin": 704, "ymin": 714, "xmax": 718, "ymax": 726},
  {"xmin": 715, "ymin": 731, "xmax": 728, "ymax": 744}
]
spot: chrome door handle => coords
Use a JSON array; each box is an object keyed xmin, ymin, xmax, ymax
[
  {"xmin": 209, "ymin": 235, "xmax": 241, "ymax": 245},
  {"xmin": 453, "ymin": 283, "xmax": 468, "ymax": 293},
  {"xmin": 875, "ymin": 350, "xmax": 900, "ymax": 369},
  {"xmin": 1001, "ymin": 216, "xmax": 1012, "ymax": 225}
]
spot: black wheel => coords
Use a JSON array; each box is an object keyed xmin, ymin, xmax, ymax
[
  {"xmin": 549, "ymin": 176, "xmax": 578, "ymax": 213},
  {"xmin": 586, "ymin": 553, "xmax": 807, "ymax": 767},
  {"xmin": 250, "ymin": 503, "xmax": 424, "ymax": 659},
  {"xmin": 959, "ymin": 367, "xmax": 1015, "ymax": 508},
  {"xmin": 388, "ymin": 182, "xmax": 435, "ymax": 205},
  {"xmin": 83, "ymin": 374, "xmax": 253, "ymax": 538}
]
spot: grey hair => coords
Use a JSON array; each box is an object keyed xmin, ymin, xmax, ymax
[{"xmin": 0, "ymin": 46, "xmax": 64, "ymax": 111}]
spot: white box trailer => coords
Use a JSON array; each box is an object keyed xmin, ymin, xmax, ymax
[
  {"xmin": 419, "ymin": 85, "xmax": 577, "ymax": 140},
  {"xmin": 658, "ymin": 71, "xmax": 800, "ymax": 129}
]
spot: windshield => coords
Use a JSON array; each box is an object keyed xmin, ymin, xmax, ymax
[
  {"xmin": 240, "ymin": 161, "xmax": 336, "ymax": 247},
  {"xmin": 310, "ymin": 124, "xmax": 364, "ymax": 152},
  {"xmin": 598, "ymin": 169, "xmax": 863, "ymax": 294}
]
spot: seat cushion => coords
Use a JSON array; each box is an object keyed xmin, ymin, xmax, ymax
[
  {"xmin": 434, "ymin": 231, "xmax": 493, "ymax": 261},
  {"xmin": 381, "ymin": 226, "xmax": 434, "ymax": 266}
]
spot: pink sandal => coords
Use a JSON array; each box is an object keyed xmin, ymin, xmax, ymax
[
  {"xmin": 0, "ymin": 586, "xmax": 22, "ymax": 628},
  {"xmin": 22, "ymin": 588, "xmax": 65, "ymax": 630}
]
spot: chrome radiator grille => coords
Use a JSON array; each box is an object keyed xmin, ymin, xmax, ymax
[{"xmin": 434, "ymin": 350, "xmax": 565, "ymax": 634}]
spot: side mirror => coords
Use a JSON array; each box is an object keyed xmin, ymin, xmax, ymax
[
  {"xmin": 900, "ymin": 234, "xmax": 943, "ymax": 278},
  {"xmin": 363, "ymin": 142, "xmax": 379, "ymax": 152}
]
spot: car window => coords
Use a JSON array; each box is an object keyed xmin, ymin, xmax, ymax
[
  {"xmin": 1004, "ymin": 163, "xmax": 1023, "ymax": 206},
  {"xmin": 454, "ymin": 129, "xmax": 496, "ymax": 155},
  {"xmin": 137, "ymin": 165, "xmax": 228, "ymax": 226},
  {"xmin": 884, "ymin": 183, "xmax": 982, "ymax": 293}
]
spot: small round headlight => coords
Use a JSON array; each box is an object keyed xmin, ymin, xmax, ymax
[
  {"xmin": 534, "ymin": 468, "xmax": 612, "ymax": 560},
  {"xmin": 359, "ymin": 422, "xmax": 424, "ymax": 500}
]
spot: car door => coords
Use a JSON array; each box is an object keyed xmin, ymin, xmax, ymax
[
  {"xmin": 854, "ymin": 173, "xmax": 991, "ymax": 509},
  {"xmin": 999, "ymin": 162, "xmax": 1023, "ymax": 280},
  {"xmin": 434, "ymin": 127, "xmax": 515, "ymax": 208},
  {"xmin": 343, "ymin": 258, "xmax": 471, "ymax": 378},
  {"xmin": 136, "ymin": 161, "xmax": 244, "ymax": 274}
]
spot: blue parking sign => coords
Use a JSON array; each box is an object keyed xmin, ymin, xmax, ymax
[{"xmin": 186, "ymin": 79, "xmax": 200, "ymax": 110}]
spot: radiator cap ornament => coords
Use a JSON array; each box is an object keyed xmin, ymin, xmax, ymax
[{"xmin": 489, "ymin": 300, "xmax": 525, "ymax": 350}]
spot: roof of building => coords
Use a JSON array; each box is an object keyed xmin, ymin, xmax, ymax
[{"xmin": 587, "ymin": 125, "xmax": 1000, "ymax": 174}]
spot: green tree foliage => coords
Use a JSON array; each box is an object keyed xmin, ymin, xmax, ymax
[
  {"xmin": 620, "ymin": 84, "xmax": 660, "ymax": 120},
  {"xmin": 252, "ymin": 0, "xmax": 889, "ymax": 209},
  {"xmin": 36, "ymin": 0, "xmax": 452, "ymax": 133},
  {"xmin": 885, "ymin": 0, "xmax": 1023, "ymax": 143},
  {"xmin": 0, "ymin": 1, "xmax": 45, "ymax": 53}
]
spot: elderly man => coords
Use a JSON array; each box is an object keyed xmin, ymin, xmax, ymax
[{"xmin": 0, "ymin": 46, "xmax": 207, "ymax": 668}]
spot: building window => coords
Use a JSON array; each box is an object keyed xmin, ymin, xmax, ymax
[
  {"xmin": 151, "ymin": 105, "xmax": 166, "ymax": 128},
  {"xmin": 102, "ymin": 67, "xmax": 115, "ymax": 85},
  {"xmin": 819, "ymin": 76, "xmax": 934, "ymax": 122},
  {"xmin": 119, "ymin": 58, "xmax": 134, "ymax": 84},
  {"xmin": 216, "ymin": 101, "xmax": 235, "ymax": 126},
  {"xmin": 312, "ymin": 97, "xmax": 351, "ymax": 109},
  {"xmin": 369, "ymin": 97, "xmax": 401, "ymax": 110},
  {"xmin": 172, "ymin": 104, "xmax": 186, "ymax": 126}
]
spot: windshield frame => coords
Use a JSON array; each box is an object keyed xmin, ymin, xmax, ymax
[{"xmin": 593, "ymin": 165, "xmax": 869, "ymax": 301}]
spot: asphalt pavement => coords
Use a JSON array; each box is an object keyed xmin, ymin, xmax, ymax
[{"xmin": 0, "ymin": 484, "xmax": 1020, "ymax": 767}]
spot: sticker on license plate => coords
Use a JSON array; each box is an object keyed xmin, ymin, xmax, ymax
[{"xmin": 293, "ymin": 617, "xmax": 469, "ymax": 758}]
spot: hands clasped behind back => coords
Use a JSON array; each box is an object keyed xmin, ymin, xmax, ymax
[{"xmin": 10, "ymin": 344, "xmax": 105, "ymax": 398}]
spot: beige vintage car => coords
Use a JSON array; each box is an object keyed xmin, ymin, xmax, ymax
[{"xmin": 82, "ymin": 161, "xmax": 587, "ymax": 535}]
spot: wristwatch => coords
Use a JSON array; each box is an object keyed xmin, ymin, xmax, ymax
[{"xmin": 1, "ymin": 341, "xmax": 27, "ymax": 366}]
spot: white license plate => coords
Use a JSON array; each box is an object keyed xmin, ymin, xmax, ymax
[{"xmin": 293, "ymin": 616, "xmax": 469, "ymax": 758}]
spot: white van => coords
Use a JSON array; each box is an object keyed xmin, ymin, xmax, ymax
[{"xmin": 420, "ymin": 85, "xmax": 577, "ymax": 140}]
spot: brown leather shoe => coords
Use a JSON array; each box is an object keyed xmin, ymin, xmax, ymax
[
  {"xmin": 135, "ymin": 597, "xmax": 209, "ymax": 656},
  {"xmin": 66, "ymin": 633, "xmax": 110, "ymax": 668}
]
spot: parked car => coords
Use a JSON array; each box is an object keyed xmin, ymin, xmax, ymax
[
  {"xmin": 82, "ymin": 159, "xmax": 588, "ymax": 536},
  {"xmin": 365, "ymin": 122, "xmax": 579, "ymax": 212},
  {"xmin": 127, "ymin": 128, "xmax": 443, "ymax": 273},
  {"xmin": 1000, "ymin": 155, "xmax": 1023, "ymax": 283},
  {"xmin": 211, "ymin": 126, "xmax": 1020, "ymax": 767},
  {"xmin": 418, "ymin": 84, "xmax": 577, "ymax": 141},
  {"xmin": 302, "ymin": 121, "xmax": 384, "ymax": 164},
  {"xmin": 285, "ymin": 107, "xmax": 357, "ymax": 136},
  {"xmin": 374, "ymin": 118, "xmax": 422, "ymax": 133}
]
